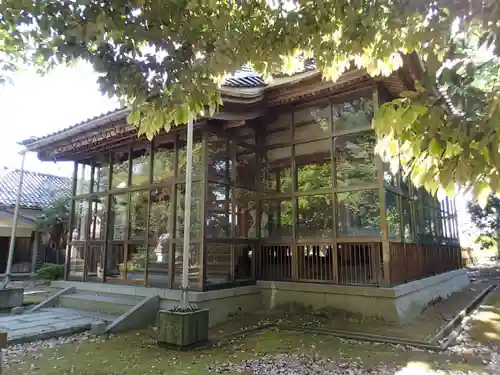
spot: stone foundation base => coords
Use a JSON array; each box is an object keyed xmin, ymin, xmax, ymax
[
  {"xmin": 52, "ymin": 269, "xmax": 469, "ymax": 325},
  {"xmin": 259, "ymin": 269, "xmax": 470, "ymax": 323}
]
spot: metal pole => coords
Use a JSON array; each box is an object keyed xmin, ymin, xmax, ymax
[
  {"xmin": 180, "ymin": 116, "xmax": 193, "ymax": 310},
  {"xmin": 1, "ymin": 150, "xmax": 27, "ymax": 289}
]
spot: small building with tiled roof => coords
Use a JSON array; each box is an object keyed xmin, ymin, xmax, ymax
[{"xmin": 0, "ymin": 169, "xmax": 72, "ymax": 274}]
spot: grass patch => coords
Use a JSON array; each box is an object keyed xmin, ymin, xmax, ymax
[{"xmin": 7, "ymin": 326, "xmax": 487, "ymax": 375}]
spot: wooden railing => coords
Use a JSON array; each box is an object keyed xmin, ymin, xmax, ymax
[
  {"xmin": 388, "ymin": 243, "xmax": 462, "ymax": 285},
  {"xmin": 256, "ymin": 242, "xmax": 383, "ymax": 286}
]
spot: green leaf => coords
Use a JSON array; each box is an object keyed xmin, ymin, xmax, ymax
[{"xmin": 429, "ymin": 139, "xmax": 443, "ymax": 156}]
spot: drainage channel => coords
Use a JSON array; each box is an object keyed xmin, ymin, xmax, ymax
[{"xmin": 218, "ymin": 284, "xmax": 497, "ymax": 352}]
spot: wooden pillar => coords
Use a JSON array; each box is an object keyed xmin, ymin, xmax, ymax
[
  {"xmin": 64, "ymin": 162, "xmax": 78, "ymax": 280},
  {"xmin": 374, "ymin": 85, "xmax": 391, "ymax": 286},
  {"xmin": 199, "ymin": 131, "xmax": 208, "ymax": 291},
  {"xmin": 31, "ymin": 231, "xmax": 40, "ymax": 274}
]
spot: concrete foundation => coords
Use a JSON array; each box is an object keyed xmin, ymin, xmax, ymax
[
  {"xmin": 0, "ymin": 288, "xmax": 23, "ymax": 309},
  {"xmin": 259, "ymin": 269, "xmax": 470, "ymax": 323},
  {"xmin": 51, "ymin": 269, "xmax": 469, "ymax": 325}
]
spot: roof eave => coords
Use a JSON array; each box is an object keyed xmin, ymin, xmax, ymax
[{"xmin": 20, "ymin": 108, "xmax": 130, "ymax": 152}]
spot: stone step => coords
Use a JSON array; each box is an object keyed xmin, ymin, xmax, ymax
[{"xmin": 58, "ymin": 292, "xmax": 144, "ymax": 316}]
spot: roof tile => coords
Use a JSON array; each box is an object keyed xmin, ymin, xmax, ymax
[{"xmin": 0, "ymin": 170, "xmax": 72, "ymax": 210}]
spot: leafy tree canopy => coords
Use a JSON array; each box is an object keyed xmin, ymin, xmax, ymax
[
  {"xmin": 467, "ymin": 194, "xmax": 500, "ymax": 252},
  {"xmin": 1, "ymin": 0, "xmax": 500, "ymax": 203}
]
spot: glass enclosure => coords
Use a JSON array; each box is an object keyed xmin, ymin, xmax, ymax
[{"xmin": 66, "ymin": 92, "xmax": 460, "ymax": 290}]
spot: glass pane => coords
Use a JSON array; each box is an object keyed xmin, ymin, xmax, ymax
[
  {"xmin": 92, "ymin": 162, "xmax": 109, "ymax": 193},
  {"xmin": 261, "ymin": 199, "xmax": 293, "ymax": 240},
  {"xmin": 264, "ymin": 112, "xmax": 291, "ymax": 146},
  {"xmin": 402, "ymin": 198, "xmax": 414, "ymax": 241},
  {"xmin": 147, "ymin": 246, "xmax": 169, "ymax": 287},
  {"xmin": 383, "ymin": 163, "xmax": 397, "ymax": 189},
  {"xmin": 109, "ymin": 194, "xmax": 128, "ymax": 240},
  {"xmin": 148, "ymin": 187, "xmax": 172, "ymax": 287},
  {"xmin": 68, "ymin": 245, "xmax": 84, "ymax": 280},
  {"xmin": 335, "ymin": 132, "xmax": 377, "ymax": 188},
  {"xmin": 206, "ymin": 183, "xmax": 231, "ymax": 238},
  {"xmin": 175, "ymin": 183, "xmax": 202, "ymax": 240},
  {"xmin": 86, "ymin": 244, "xmax": 104, "ymax": 280},
  {"xmin": 235, "ymin": 152, "xmax": 257, "ymax": 189},
  {"xmin": 126, "ymin": 244, "xmax": 146, "ymax": 281},
  {"xmin": 262, "ymin": 147, "xmax": 292, "ymax": 193},
  {"xmin": 178, "ymin": 133, "xmax": 203, "ymax": 178},
  {"xmin": 130, "ymin": 148, "xmax": 150, "ymax": 186},
  {"xmin": 149, "ymin": 187, "xmax": 172, "ymax": 243},
  {"xmin": 333, "ymin": 97, "xmax": 373, "ymax": 132},
  {"xmin": 111, "ymin": 151, "xmax": 129, "ymax": 189},
  {"xmin": 72, "ymin": 199, "xmax": 88, "ymax": 241},
  {"xmin": 207, "ymin": 134, "xmax": 230, "ymax": 182},
  {"xmin": 206, "ymin": 243, "xmax": 232, "ymax": 287},
  {"xmin": 296, "ymin": 139, "xmax": 332, "ymax": 191},
  {"xmin": 337, "ymin": 190, "xmax": 380, "ymax": 236},
  {"xmin": 89, "ymin": 197, "xmax": 106, "ymax": 240},
  {"xmin": 76, "ymin": 163, "xmax": 91, "ymax": 195},
  {"xmin": 153, "ymin": 143, "xmax": 175, "ymax": 183},
  {"xmin": 294, "ymin": 103, "xmax": 331, "ymax": 140},
  {"xmin": 173, "ymin": 242, "xmax": 201, "ymax": 289},
  {"xmin": 129, "ymin": 191, "xmax": 148, "ymax": 240},
  {"xmin": 386, "ymin": 191, "xmax": 401, "ymax": 239},
  {"xmin": 234, "ymin": 244, "xmax": 253, "ymax": 280},
  {"xmin": 297, "ymin": 194, "xmax": 333, "ymax": 238},
  {"xmin": 234, "ymin": 188, "xmax": 257, "ymax": 238},
  {"xmin": 105, "ymin": 243, "xmax": 125, "ymax": 281}
]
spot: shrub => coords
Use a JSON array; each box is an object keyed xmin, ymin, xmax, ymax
[{"xmin": 36, "ymin": 263, "xmax": 64, "ymax": 280}]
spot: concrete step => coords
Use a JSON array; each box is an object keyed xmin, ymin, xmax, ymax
[{"xmin": 58, "ymin": 292, "xmax": 144, "ymax": 316}]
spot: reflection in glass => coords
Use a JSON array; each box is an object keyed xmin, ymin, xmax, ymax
[
  {"xmin": 153, "ymin": 143, "xmax": 175, "ymax": 183},
  {"xmin": 68, "ymin": 245, "xmax": 84, "ymax": 280},
  {"xmin": 386, "ymin": 191, "xmax": 401, "ymax": 239},
  {"xmin": 178, "ymin": 133, "xmax": 203, "ymax": 177},
  {"xmin": 147, "ymin": 187, "xmax": 172, "ymax": 287},
  {"xmin": 297, "ymin": 194, "xmax": 333, "ymax": 238},
  {"xmin": 126, "ymin": 244, "xmax": 146, "ymax": 281},
  {"xmin": 108, "ymin": 194, "xmax": 128, "ymax": 240},
  {"xmin": 262, "ymin": 147, "xmax": 292, "ymax": 192},
  {"xmin": 105, "ymin": 243, "xmax": 124, "ymax": 280},
  {"xmin": 86, "ymin": 244, "xmax": 104, "ymax": 280},
  {"xmin": 337, "ymin": 190, "xmax": 380, "ymax": 236},
  {"xmin": 130, "ymin": 149, "xmax": 150, "ymax": 186},
  {"xmin": 294, "ymin": 103, "xmax": 331, "ymax": 140},
  {"xmin": 383, "ymin": 163, "xmax": 397, "ymax": 189},
  {"xmin": 173, "ymin": 243, "xmax": 201, "ymax": 289},
  {"xmin": 264, "ymin": 112, "xmax": 291, "ymax": 145},
  {"xmin": 296, "ymin": 139, "xmax": 332, "ymax": 191},
  {"xmin": 206, "ymin": 243, "xmax": 232, "ymax": 286},
  {"xmin": 261, "ymin": 200, "xmax": 293, "ymax": 240},
  {"xmin": 175, "ymin": 183, "xmax": 202, "ymax": 240},
  {"xmin": 402, "ymin": 198, "xmax": 414, "ymax": 241},
  {"xmin": 207, "ymin": 134, "xmax": 230, "ymax": 182},
  {"xmin": 335, "ymin": 132, "xmax": 377, "ymax": 187},
  {"xmin": 333, "ymin": 97, "xmax": 373, "ymax": 132},
  {"xmin": 76, "ymin": 163, "xmax": 91, "ymax": 195},
  {"xmin": 234, "ymin": 189, "xmax": 257, "ymax": 238},
  {"xmin": 72, "ymin": 199, "xmax": 88, "ymax": 241},
  {"xmin": 235, "ymin": 152, "xmax": 257, "ymax": 189},
  {"xmin": 92, "ymin": 162, "xmax": 109, "ymax": 193},
  {"xmin": 234, "ymin": 244, "xmax": 253, "ymax": 280},
  {"xmin": 111, "ymin": 151, "xmax": 129, "ymax": 189},
  {"xmin": 129, "ymin": 191, "xmax": 148, "ymax": 240},
  {"xmin": 206, "ymin": 183, "xmax": 231, "ymax": 238},
  {"xmin": 89, "ymin": 197, "xmax": 106, "ymax": 240}
]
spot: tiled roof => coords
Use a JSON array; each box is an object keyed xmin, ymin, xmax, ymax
[
  {"xmin": 18, "ymin": 67, "xmax": 317, "ymax": 147},
  {"xmin": 0, "ymin": 169, "xmax": 72, "ymax": 210}
]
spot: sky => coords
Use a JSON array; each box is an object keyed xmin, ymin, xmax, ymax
[
  {"xmin": 0, "ymin": 62, "xmax": 476, "ymax": 246},
  {"xmin": 0, "ymin": 61, "xmax": 119, "ymax": 177}
]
